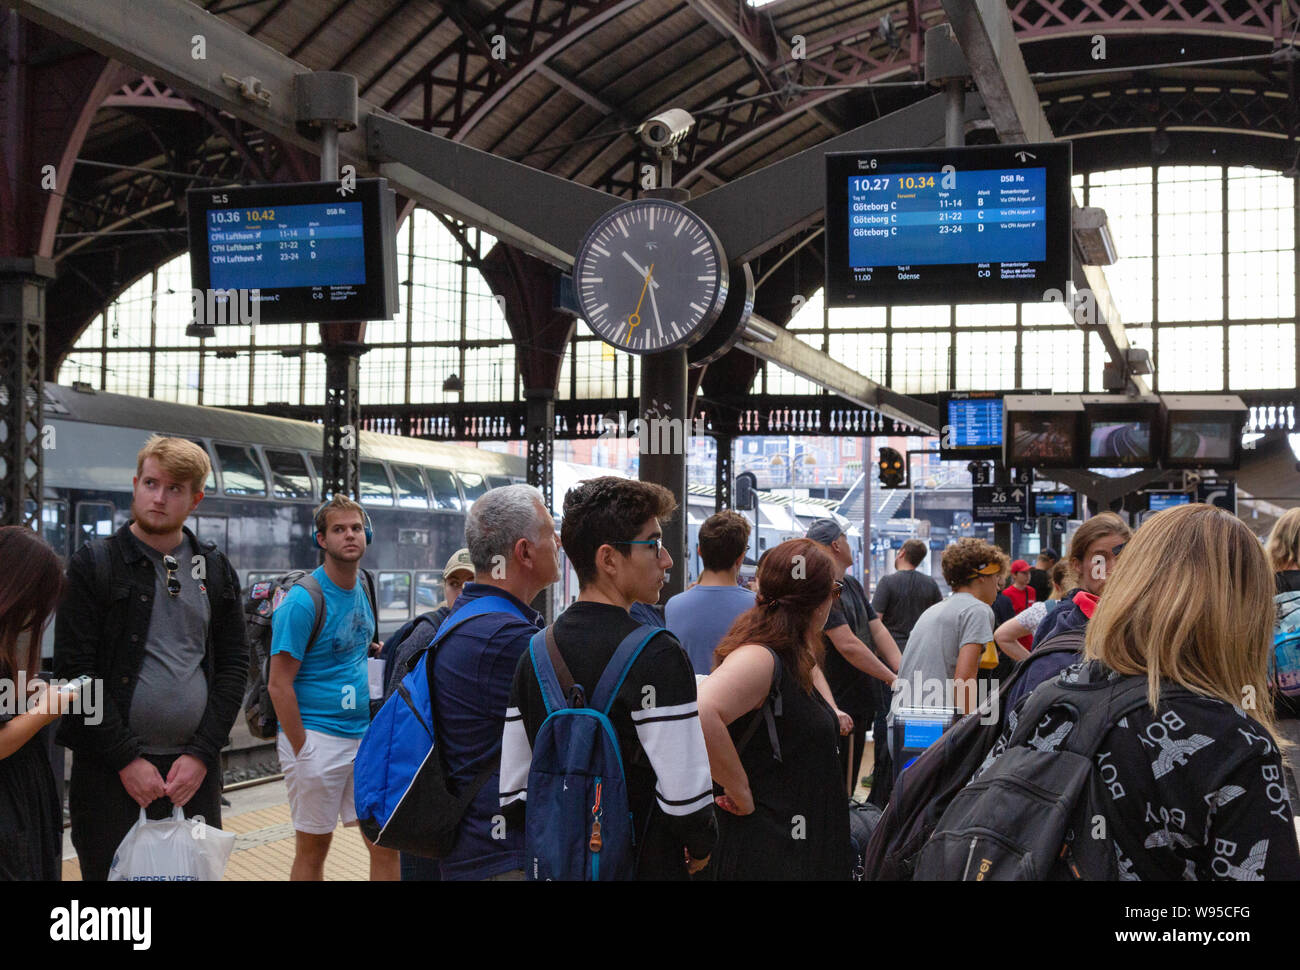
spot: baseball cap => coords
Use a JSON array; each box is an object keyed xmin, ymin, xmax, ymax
[
  {"xmin": 1040, "ymin": 547, "xmax": 1060, "ymax": 562},
  {"xmin": 806, "ymin": 518, "xmax": 845, "ymax": 545},
  {"xmin": 443, "ymin": 548, "xmax": 475, "ymax": 579},
  {"xmin": 1010, "ymin": 559, "xmax": 1030, "ymax": 573}
]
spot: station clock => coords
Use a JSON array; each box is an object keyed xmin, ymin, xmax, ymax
[{"xmin": 573, "ymin": 200, "xmax": 729, "ymax": 354}]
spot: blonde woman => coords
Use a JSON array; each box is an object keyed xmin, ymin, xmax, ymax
[{"xmin": 979, "ymin": 503, "xmax": 1300, "ymax": 880}]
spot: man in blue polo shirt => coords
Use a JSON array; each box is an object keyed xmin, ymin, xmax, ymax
[{"xmin": 432, "ymin": 484, "xmax": 560, "ymax": 880}]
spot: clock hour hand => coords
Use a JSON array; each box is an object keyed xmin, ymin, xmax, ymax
[{"xmin": 621, "ymin": 250, "xmax": 661, "ymax": 289}]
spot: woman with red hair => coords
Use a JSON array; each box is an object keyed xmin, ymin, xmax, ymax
[{"xmin": 697, "ymin": 539, "xmax": 851, "ymax": 880}]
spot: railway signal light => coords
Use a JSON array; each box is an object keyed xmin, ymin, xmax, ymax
[{"xmin": 879, "ymin": 447, "xmax": 906, "ymax": 488}]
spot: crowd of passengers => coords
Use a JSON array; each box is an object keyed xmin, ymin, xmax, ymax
[{"xmin": 1, "ymin": 433, "xmax": 1298, "ymax": 881}]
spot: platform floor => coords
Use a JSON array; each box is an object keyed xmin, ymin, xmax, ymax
[{"xmin": 60, "ymin": 778, "xmax": 376, "ymax": 881}]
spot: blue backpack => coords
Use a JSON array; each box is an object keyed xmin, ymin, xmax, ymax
[
  {"xmin": 354, "ymin": 595, "xmax": 526, "ymax": 856},
  {"xmin": 1272, "ymin": 590, "xmax": 1300, "ymax": 698},
  {"xmin": 524, "ymin": 623, "xmax": 658, "ymax": 881}
]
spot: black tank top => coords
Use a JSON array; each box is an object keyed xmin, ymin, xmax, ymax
[{"xmin": 708, "ymin": 652, "xmax": 851, "ymax": 880}]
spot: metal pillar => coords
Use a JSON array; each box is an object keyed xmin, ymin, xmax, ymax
[
  {"xmin": 525, "ymin": 389, "xmax": 555, "ymax": 514},
  {"xmin": 640, "ymin": 350, "xmax": 689, "ymax": 603},
  {"xmin": 525, "ymin": 388, "xmax": 556, "ymax": 623},
  {"xmin": 0, "ymin": 259, "xmax": 52, "ymax": 529},
  {"xmin": 322, "ymin": 342, "xmax": 363, "ymax": 500},
  {"xmin": 713, "ymin": 423, "xmax": 736, "ymax": 512}
]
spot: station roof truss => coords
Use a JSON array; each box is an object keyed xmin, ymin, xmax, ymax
[{"xmin": 7, "ymin": 0, "xmax": 1300, "ymax": 431}]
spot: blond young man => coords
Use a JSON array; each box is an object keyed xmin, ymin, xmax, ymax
[
  {"xmin": 269, "ymin": 494, "xmax": 398, "ymax": 880},
  {"xmin": 55, "ymin": 435, "xmax": 246, "ymax": 880}
]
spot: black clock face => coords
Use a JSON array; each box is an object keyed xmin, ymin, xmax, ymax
[{"xmin": 574, "ymin": 200, "xmax": 729, "ymax": 354}]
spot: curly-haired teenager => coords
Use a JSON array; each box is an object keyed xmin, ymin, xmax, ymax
[{"xmin": 893, "ymin": 538, "xmax": 1007, "ymax": 717}]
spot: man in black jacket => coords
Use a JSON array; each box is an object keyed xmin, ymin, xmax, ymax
[{"xmin": 54, "ymin": 435, "xmax": 246, "ymax": 880}]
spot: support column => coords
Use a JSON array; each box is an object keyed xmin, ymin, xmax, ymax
[
  {"xmin": 321, "ymin": 339, "xmax": 365, "ymax": 500},
  {"xmin": 713, "ymin": 426, "xmax": 735, "ymax": 513},
  {"xmin": 0, "ymin": 258, "xmax": 53, "ymax": 528},
  {"xmin": 525, "ymin": 388, "xmax": 555, "ymax": 516},
  {"xmin": 640, "ymin": 349, "xmax": 689, "ymax": 603}
]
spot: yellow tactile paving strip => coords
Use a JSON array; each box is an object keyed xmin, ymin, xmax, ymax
[{"xmin": 60, "ymin": 799, "xmax": 374, "ymax": 881}]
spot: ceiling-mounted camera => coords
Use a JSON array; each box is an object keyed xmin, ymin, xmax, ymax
[{"xmin": 639, "ymin": 109, "xmax": 695, "ymax": 153}]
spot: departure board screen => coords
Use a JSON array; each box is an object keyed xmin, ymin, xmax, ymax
[
  {"xmin": 188, "ymin": 179, "xmax": 399, "ymax": 325},
  {"xmin": 1032, "ymin": 491, "xmax": 1078, "ymax": 517},
  {"xmin": 938, "ymin": 391, "xmax": 1003, "ymax": 461},
  {"xmin": 1147, "ymin": 491, "xmax": 1191, "ymax": 512},
  {"xmin": 206, "ymin": 202, "xmax": 366, "ymax": 291},
  {"xmin": 825, "ymin": 143, "xmax": 1072, "ymax": 306}
]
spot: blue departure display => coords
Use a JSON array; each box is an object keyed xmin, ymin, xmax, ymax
[
  {"xmin": 1033, "ymin": 492, "xmax": 1076, "ymax": 516},
  {"xmin": 946, "ymin": 397, "xmax": 1003, "ymax": 448},
  {"xmin": 1148, "ymin": 492, "xmax": 1191, "ymax": 511},
  {"xmin": 207, "ymin": 202, "xmax": 366, "ymax": 290},
  {"xmin": 824, "ymin": 143, "xmax": 1071, "ymax": 307},
  {"xmin": 847, "ymin": 168, "xmax": 1047, "ymax": 270}
]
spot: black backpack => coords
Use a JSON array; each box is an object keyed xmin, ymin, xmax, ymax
[
  {"xmin": 242, "ymin": 568, "xmax": 377, "ymax": 739},
  {"xmin": 862, "ymin": 633, "xmax": 1085, "ymax": 881},
  {"xmin": 913, "ymin": 672, "xmax": 1193, "ymax": 880}
]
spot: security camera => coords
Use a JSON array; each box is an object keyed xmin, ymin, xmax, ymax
[{"xmin": 639, "ymin": 109, "xmax": 695, "ymax": 150}]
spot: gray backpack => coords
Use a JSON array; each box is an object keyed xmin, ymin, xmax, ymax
[{"xmin": 913, "ymin": 672, "xmax": 1191, "ymax": 881}]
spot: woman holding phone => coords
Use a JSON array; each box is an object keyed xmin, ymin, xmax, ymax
[{"xmin": 0, "ymin": 527, "xmax": 70, "ymax": 880}]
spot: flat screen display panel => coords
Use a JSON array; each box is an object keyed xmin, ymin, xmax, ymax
[
  {"xmin": 1147, "ymin": 491, "xmax": 1191, "ymax": 511},
  {"xmin": 938, "ymin": 391, "xmax": 1003, "ymax": 461},
  {"xmin": 1164, "ymin": 414, "xmax": 1241, "ymax": 469},
  {"xmin": 1032, "ymin": 491, "xmax": 1078, "ymax": 517},
  {"xmin": 187, "ymin": 179, "xmax": 398, "ymax": 325},
  {"xmin": 1082, "ymin": 398, "xmax": 1163, "ymax": 468},
  {"xmin": 1005, "ymin": 409, "xmax": 1082, "ymax": 468},
  {"xmin": 824, "ymin": 142, "xmax": 1072, "ymax": 306}
]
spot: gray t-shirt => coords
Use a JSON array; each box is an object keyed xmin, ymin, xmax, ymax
[
  {"xmin": 127, "ymin": 535, "xmax": 211, "ymax": 754},
  {"xmin": 892, "ymin": 592, "xmax": 993, "ymax": 713},
  {"xmin": 664, "ymin": 583, "xmax": 756, "ymax": 675}
]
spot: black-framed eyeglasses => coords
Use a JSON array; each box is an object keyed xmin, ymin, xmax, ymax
[
  {"xmin": 615, "ymin": 538, "xmax": 662, "ymax": 556},
  {"xmin": 832, "ymin": 581, "xmax": 844, "ymax": 600},
  {"xmin": 162, "ymin": 554, "xmax": 181, "ymax": 598}
]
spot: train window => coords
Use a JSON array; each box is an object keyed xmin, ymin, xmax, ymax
[
  {"xmin": 265, "ymin": 449, "xmax": 313, "ymax": 500},
  {"xmin": 377, "ymin": 571, "xmax": 411, "ymax": 622},
  {"xmin": 41, "ymin": 501, "xmax": 68, "ymax": 558},
  {"xmin": 214, "ymin": 443, "xmax": 267, "ymax": 497},
  {"xmin": 458, "ymin": 472, "xmax": 487, "ymax": 504},
  {"xmin": 415, "ymin": 570, "xmax": 443, "ymax": 610},
  {"xmin": 487, "ymin": 475, "xmax": 511, "ymax": 490},
  {"xmin": 184, "ymin": 440, "xmax": 218, "ymax": 492},
  {"xmin": 359, "ymin": 461, "xmax": 394, "ymax": 506},
  {"xmin": 391, "ymin": 464, "xmax": 430, "ymax": 509},
  {"xmin": 75, "ymin": 502, "xmax": 115, "ymax": 545},
  {"xmin": 424, "ymin": 468, "xmax": 462, "ymax": 510}
]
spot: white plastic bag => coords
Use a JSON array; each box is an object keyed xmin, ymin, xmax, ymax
[{"xmin": 107, "ymin": 806, "xmax": 236, "ymax": 882}]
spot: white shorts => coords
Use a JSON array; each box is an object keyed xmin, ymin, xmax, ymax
[{"xmin": 277, "ymin": 729, "xmax": 361, "ymax": 835}]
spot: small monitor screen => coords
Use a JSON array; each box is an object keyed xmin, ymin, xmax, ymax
[
  {"xmin": 1148, "ymin": 491, "xmax": 1191, "ymax": 511},
  {"xmin": 1008, "ymin": 412, "xmax": 1078, "ymax": 464},
  {"xmin": 939, "ymin": 391, "xmax": 1002, "ymax": 460},
  {"xmin": 1032, "ymin": 491, "xmax": 1077, "ymax": 517},
  {"xmin": 1088, "ymin": 420, "xmax": 1153, "ymax": 462},
  {"xmin": 1168, "ymin": 419, "xmax": 1236, "ymax": 462}
]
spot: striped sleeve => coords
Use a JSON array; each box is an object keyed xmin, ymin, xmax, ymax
[
  {"xmin": 630, "ymin": 700, "xmax": 714, "ymax": 816},
  {"xmin": 499, "ymin": 706, "xmax": 531, "ymax": 808}
]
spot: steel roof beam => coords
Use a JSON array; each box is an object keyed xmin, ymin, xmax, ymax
[{"xmin": 941, "ymin": 0, "xmax": 1149, "ymax": 394}]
